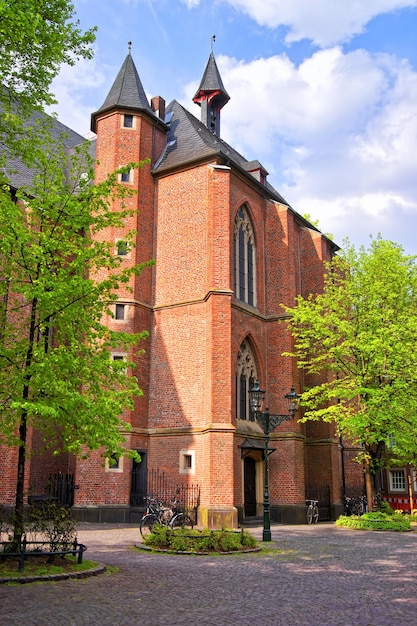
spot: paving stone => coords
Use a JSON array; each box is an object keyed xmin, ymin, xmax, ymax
[{"xmin": 0, "ymin": 522, "xmax": 416, "ymax": 625}]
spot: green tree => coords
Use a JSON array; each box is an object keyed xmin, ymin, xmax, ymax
[
  {"xmin": 0, "ymin": 134, "xmax": 151, "ymax": 547},
  {"xmin": 283, "ymin": 238, "xmax": 417, "ymax": 505},
  {"xmin": 0, "ymin": 0, "xmax": 95, "ymax": 113}
]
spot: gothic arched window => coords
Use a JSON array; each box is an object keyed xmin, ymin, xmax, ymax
[
  {"xmin": 236, "ymin": 341, "xmax": 257, "ymax": 421},
  {"xmin": 234, "ymin": 205, "xmax": 256, "ymax": 307}
]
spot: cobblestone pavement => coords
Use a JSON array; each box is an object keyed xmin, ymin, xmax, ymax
[{"xmin": 1, "ymin": 522, "xmax": 416, "ymax": 625}]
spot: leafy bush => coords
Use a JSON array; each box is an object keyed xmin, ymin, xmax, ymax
[
  {"xmin": 377, "ymin": 501, "xmax": 395, "ymax": 515},
  {"xmin": 143, "ymin": 527, "xmax": 258, "ymax": 552},
  {"xmin": 26, "ymin": 503, "xmax": 77, "ymax": 551},
  {"xmin": 215, "ymin": 529, "xmax": 243, "ymax": 552},
  {"xmin": 336, "ymin": 512, "xmax": 410, "ymax": 532}
]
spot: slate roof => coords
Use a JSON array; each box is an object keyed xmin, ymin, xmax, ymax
[
  {"xmin": 153, "ymin": 99, "xmax": 289, "ymax": 206},
  {"xmin": 2, "ymin": 111, "xmax": 87, "ymax": 190},
  {"xmin": 193, "ymin": 52, "xmax": 230, "ymax": 105},
  {"xmin": 91, "ymin": 52, "xmax": 153, "ymax": 132},
  {"xmin": 1, "ymin": 51, "xmax": 335, "ymax": 245}
]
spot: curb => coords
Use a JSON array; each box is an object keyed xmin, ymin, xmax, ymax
[
  {"xmin": 135, "ymin": 543, "xmax": 262, "ymax": 555},
  {"xmin": 0, "ymin": 563, "xmax": 106, "ymax": 585}
]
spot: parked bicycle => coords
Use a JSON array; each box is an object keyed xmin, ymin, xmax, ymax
[
  {"xmin": 139, "ymin": 496, "xmax": 194, "ymax": 538},
  {"xmin": 306, "ymin": 499, "xmax": 319, "ymax": 524},
  {"xmin": 344, "ymin": 495, "xmax": 367, "ymax": 517},
  {"xmin": 344, "ymin": 495, "xmax": 355, "ymax": 516},
  {"xmin": 356, "ymin": 495, "xmax": 368, "ymax": 516}
]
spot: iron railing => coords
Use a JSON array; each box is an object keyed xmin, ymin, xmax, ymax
[
  {"xmin": 130, "ymin": 468, "xmax": 200, "ymax": 522},
  {"xmin": 29, "ymin": 473, "xmax": 75, "ymax": 508}
]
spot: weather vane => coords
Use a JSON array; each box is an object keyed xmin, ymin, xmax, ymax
[
  {"xmin": 211, "ymin": 35, "xmax": 216, "ymax": 52},
  {"xmin": 128, "ymin": 41, "xmax": 132, "ymax": 54}
]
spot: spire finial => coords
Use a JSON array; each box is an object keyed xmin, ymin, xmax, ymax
[
  {"xmin": 128, "ymin": 41, "xmax": 132, "ymax": 54},
  {"xmin": 211, "ymin": 35, "xmax": 215, "ymax": 53}
]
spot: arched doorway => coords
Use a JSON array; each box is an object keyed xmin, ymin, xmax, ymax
[{"xmin": 244, "ymin": 456, "xmax": 257, "ymax": 516}]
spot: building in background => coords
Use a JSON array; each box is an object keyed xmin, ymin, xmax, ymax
[{"xmin": 1, "ymin": 49, "xmax": 366, "ymax": 525}]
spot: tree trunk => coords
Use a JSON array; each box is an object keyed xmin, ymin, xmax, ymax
[
  {"xmin": 13, "ymin": 295, "xmax": 38, "ymax": 549},
  {"xmin": 13, "ymin": 410, "xmax": 28, "ymax": 550},
  {"xmin": 364, "ymin": 456, "xmax": 374, "ymax": 512}
]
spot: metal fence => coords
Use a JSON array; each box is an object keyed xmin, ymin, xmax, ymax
[
  {"xmin": 130, "ymin": 468, "xmax": 200, "ymax": 522},
  {"xmin": 305, "ymin": 485, "xmax": 331, "ymax": 521},
  {"xmin": 29, "ymin": 473, "xmax": 75, "ymax": 508}
]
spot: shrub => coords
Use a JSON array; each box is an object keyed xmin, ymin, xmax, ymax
[
  {"xmin": 143, "ymin": 527, "xmax": 258, "ymax": 552},
  {"xmin": 336, "ymin": 512, "xmax": 410, "ymax": 532},
  {"xmin": 215, "ymin": 530, "xmax": 242, "ymax": 552},
  {"xmin": 377, "ymin": 501, "xmax": 395, "ymax": 516},
  {"xmin": 26, "ymin": 503, "xmax": 77, "ymax": 551}
]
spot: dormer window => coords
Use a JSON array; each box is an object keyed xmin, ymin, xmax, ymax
[{"xmin": 243, "ymin": 160, "xmax": 268, "ymax": 186}]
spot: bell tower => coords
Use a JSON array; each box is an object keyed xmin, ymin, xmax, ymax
[{"xmin": 192, "ymin": 45, "xmax": 230, "ymax": 137}]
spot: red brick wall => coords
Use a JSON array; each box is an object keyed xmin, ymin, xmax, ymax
[
  {"xmin": 74, "ymin": 444, "xmax": 132, "ymax": 506},
  {"xmin": 1, "ymin": 100, "xmax": 366, "ymax": 520},
  {"xmin": 0, "ymin": 445, "xmax": 19, "ymax": 506}
]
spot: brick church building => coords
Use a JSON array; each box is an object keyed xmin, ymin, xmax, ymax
[{"xmin": 1, "ymin": 49, "xmax": 364, "ymax": 526}]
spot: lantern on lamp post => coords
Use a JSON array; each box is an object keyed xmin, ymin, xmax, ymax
[{"xmin": 249, "ymin": 380, "xmax": 300, "ymax": 541}]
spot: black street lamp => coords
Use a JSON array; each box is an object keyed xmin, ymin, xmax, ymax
[{"xmin": 249, "ymin": 380, "xmax": 300, "ymax": 541}]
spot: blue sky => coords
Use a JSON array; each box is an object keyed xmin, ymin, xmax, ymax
[{"xmin": 51, "ymin": 0, "xmax": 417, "ymax": 254}]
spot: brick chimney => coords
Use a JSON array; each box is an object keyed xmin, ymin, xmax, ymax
[{"xmin": 151, "ymin": 96, "xmax": 166, "ymax": 121}]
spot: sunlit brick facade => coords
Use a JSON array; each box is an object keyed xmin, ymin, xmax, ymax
[{"xmin": 1, "ymin": 50, "xmax": 365, "ymax": 526}]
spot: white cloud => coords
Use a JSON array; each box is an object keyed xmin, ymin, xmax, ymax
[
  {"xmin": 216, "ymin": 0, "xmax": 417, "ymax": 46},
  {"xmin": 182, "ymin": 46, "xmax": 417, "ymax": 249},
  {"xmin": 48, "ymin": 55, "xmax": 106, "ymax": 136}
]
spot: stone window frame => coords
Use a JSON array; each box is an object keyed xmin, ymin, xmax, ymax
[
  {"xmin": 234, "ymin": 204, "xmax": 256, "ymax": 307},
  {"xmin": 122, "ymin": 113, "xmax": 136, "ymax": 129},
  {"xmin": 115, "ymin": 303, "xmax": 126, "ymax": 321},
  {"xmin": 236, "ymin": 341, "xmax": 258, "ymax": 422},
  {"xmin": 179, "ymin": 449, "xmax": 195, "ymax": 475},
  {"xmin": 111, "ymin": 352, "xmax": 128, "ymax": 375},
  {"xmin": 115, "ymin": 239, "xmax": 131, "ymax": 259},
  {"xmin": 105, "ymin": 454, "xmax": 124, "ymax": 473}
]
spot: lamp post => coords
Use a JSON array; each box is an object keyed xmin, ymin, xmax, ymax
[{"xmin": 249, "ymin": 380, "xmax": 299, "ymax": 541}]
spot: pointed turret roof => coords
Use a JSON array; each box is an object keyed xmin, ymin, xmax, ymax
[
  {"xmin": 91, "ymin": 49, "xmax": 153, "ymax": 132},
  {"xmin": 192, "ymin": 52, "xmax": 230, "ymax": 107},
  {"xmin": 154, "ymin": 100, "xmax": 288, "ymax": 204}
]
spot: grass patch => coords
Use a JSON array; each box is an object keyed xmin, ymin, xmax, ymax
[
  {"xmin": 0, "ymin": 555, "xmax": 99, "ymax": 579},
  {"xmin": 336, "ymin": 511, "xmax": 411, "ymax": 532},
  {"xmin": 142, "ymin": 525, "xmax": 259, "ymax": 553}
]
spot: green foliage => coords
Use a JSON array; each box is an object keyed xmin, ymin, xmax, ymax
[
  {"xmin": 283, "ymin": 237, "xmax": 417, "ymax": 467},
  {"xmin": 215, "ymin": 529, "xmax": 244, "ymax": 552},
  {"xmin": 0, "ymin": 136, "xmax": 151, "ymax": 459},
  {"xmin": 0, "ymin": 0, "xmax": 95, "ymax": 119},
  {"xmin": 336, "ymin": 512, "xmax": 411, "ymax": 531},
  {"xmin": 143, "ymin": 527, "xmax": 258, "ymax": 553},
  {"xmin": 301, "ymin": 213, "xmax": 333, "ymax": 240},
  {"xmin": 377, "ymin": 501, "xmax": 395, "ymax": 516},
  {"xmin": 0, "ymin": 556, "xmax": 98, "ymax": 578},
  {"xmin": 25, "ymin": 503, "xmax": 77, "ymax": 551},
  {"xmin": 0, "ymin": 129, "xmax": 151, "ymax": 543}
]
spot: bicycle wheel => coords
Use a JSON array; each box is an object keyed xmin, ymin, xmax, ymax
[
  {"xmin": 313, "ymin": 506, "xmax": 319, "ymax": 524},
  {"xmin": 170, "ymin": 513, "xmax": 194, "ymax": 530},
  {"xmin": 140, "ymin": 513, "xmax": 157, "ymax": 539},
  {"xmin": 306, "ymin": 506, "xmax": 313, "ymax": 524}
]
